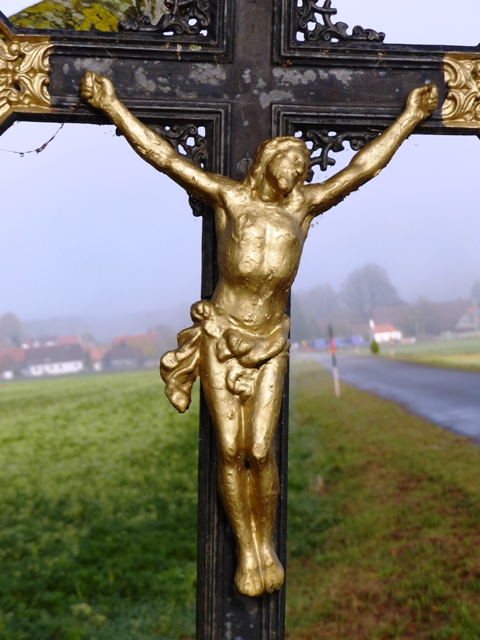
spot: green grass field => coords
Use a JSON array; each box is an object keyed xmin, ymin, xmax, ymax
[
  {"xmin": 0, "ymin": 373, "xmax": 198, "ymax": 640},
  {"xmin": 1, "ymin": 365, "xmax": 480, "ymax": 639}
]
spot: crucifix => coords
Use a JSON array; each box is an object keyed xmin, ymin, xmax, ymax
[{"xmin": 1, "ymin": 2, "xmax": 479, "ymax": 638}]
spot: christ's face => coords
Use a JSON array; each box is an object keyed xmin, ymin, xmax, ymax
[{"xmin": 265, "ymin": 148, "xmax": 307, "ymax": 196}]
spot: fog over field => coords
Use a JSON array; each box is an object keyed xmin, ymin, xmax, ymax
[{"xmin": 1, "ymin": 0, "xmax": 479, "ymax": 329}]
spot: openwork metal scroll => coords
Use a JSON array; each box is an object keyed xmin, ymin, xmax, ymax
[
  {"xmin": 0, "ymin": 21, "xmax": 52, "ymax": 127},
  {"xmin": 152, "ymin": 122, "xmax": 208, "ymax": 167},
  {"xmin": 294, "ymin": 0, "xmax": 385, "ymax": 44},
  {"xmin": 295, "ymin": 128, "xmax": 380, "ymax": 180},
  {"xmin": 151, "ymin": 122, "xmax": 208, "ymax": 216},
  {"xmin": 443, "ymin": 54, "xmax": 480, "ymax": 128}
]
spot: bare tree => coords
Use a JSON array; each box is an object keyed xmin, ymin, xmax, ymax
[
  {"xmin": 341, "ymin": 264, "xmax": 402, "ymax": 321},
  {"xmin": 291, "ymin": 294, "xmax": 322, "ymax": 343},
  {"xmin": 0, "ymin": 313, "xmax": 22, "ymax": 348},
  {"xmin": 303, "ymin": 284, "xmax": 341, "ymax": 320}
]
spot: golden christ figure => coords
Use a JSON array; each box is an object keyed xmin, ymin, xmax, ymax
[{"xmin": 80, "ymin": 73, "xmax": 438, "ymax": 597}]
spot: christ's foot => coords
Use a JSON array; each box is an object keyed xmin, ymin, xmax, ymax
[
  {"xmin": 261, "ymin": 545, "xmax": 285, "ymax": 594},
  {"xmin": 234, "ymin": 551, "xmax": 263, "ymax": 597}
]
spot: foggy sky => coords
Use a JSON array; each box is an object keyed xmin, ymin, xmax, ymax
[{"xmin": 1, "ymin": 0, "xmax": 479, "ymax": 324}]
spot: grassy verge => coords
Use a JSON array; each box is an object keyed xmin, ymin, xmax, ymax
[{"xmin": 286, "ymin": 360, "xmax": 480, "ymax": 640}]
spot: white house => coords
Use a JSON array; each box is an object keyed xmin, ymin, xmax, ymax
[
  {"xmin": 24, "ymin": 344, "xmax": 85, "ymax": 377},
  {"xmin": 373, "ymin": 323, "xmax": 402, "ymax": 344},
  {"xmin": 453, "ymin": 306, "xmax": 480, "ymax": 335}
]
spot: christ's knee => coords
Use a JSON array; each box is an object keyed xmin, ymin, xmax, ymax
[
  {"xmin": 218, "ymin": 439, "xmax": 243, "ymax": 466},
  {"xmin": 250, "ymin": 442, "xmax": 273, "ymax": 468}
]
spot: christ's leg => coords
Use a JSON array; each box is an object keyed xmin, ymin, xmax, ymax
[
  {"xmin": 246, "ymin": 351, "xmax": 288, "ymax": 593},
  {"xmin": 200, "ymin": 337, "xmax": 263, "ymax": 596}
]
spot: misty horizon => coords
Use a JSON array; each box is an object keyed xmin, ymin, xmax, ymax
[
  {"xmin": 4, "ymin": 258, "xmax": 478, "ymax": 324},
  {"xmin": 4, "ymin": 271, "xmax": 477, "ymax": 344}
]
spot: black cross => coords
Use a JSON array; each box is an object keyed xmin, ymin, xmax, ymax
[{"xmin": 1, "ymin": 2, "xmax": 479, "ymax": 638}]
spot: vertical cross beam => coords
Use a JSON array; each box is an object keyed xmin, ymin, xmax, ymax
[{"xmin": 196, "ymin": 4, "xmax": 290, "ymax": 636}]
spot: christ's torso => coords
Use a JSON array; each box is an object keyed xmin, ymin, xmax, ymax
[{"xmin": 212, "ymin": 192, "xmax": 309, "ymax": 331}]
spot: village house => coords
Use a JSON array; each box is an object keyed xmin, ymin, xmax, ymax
[
  {"xmin": 23, "ymin": 344, "xmax": 85, "ymax": 377},
  {"xmin": 112, "ymin": 332, "xmax": 169, "ymax": 367},
  {"xmin": 372, "ymin": 323, "xmax": 403, "ymax": 344},
  {"xmin": 103, "ymin": 345, "xmax": 144, "ymax": 371},
  {"xmin": 84, "ymin": 345, "xmax": 108, "ymax": 372},
  {"xmin": 0, "ymin": 348, "xmax": 26, "ymax": 380},
  {"xmin": 453, "ymin": 306, "xmax": 480, "ymax": 335}
]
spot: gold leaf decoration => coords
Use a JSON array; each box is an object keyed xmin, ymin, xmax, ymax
[
  {"xmin": 0, "ymin": 21, "xmax": 52, "ymax": 126},
  {"xmin": 443, "ymin": 54, "xmax": 480, "ymax": 128}
]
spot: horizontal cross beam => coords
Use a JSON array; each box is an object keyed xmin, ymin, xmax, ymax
[{"xmin": 2, "ymin": 7, "xmax": 480, "ymax": 171}]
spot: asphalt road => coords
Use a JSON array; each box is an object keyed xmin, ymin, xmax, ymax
[{"xmin": 299, "ymin": 352, "xmax": 480, "ymax": 441}]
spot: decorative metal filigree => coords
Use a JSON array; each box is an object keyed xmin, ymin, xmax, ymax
[
  {"xmin": 295, "ymin": 0, "xmax": 385, "ymax": 44},
  {"xmin": 295, "ymin": 128, "xmax": 379, "ymax": 180},
  {"xmin": 443, "ymin": 54, "xmax": 480, "ymax": 128},
  {"xmin": 152, "ymin": 122, "xmax": 208, "ymax": 167},
  {"xmin": 119, "ymin": 0, "xmax": 211, "ymax": 35},
  {"xmin": 151, "ymin": 122, "xmax": 208, "ymax": 216},
  {"xmin": 0, "ymin": 22, "xmax": 52, "ymax": 127}
]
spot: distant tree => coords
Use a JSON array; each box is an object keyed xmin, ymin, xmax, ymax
[
  {"xmin": 150, "ymin": 324, "xmax": 177, "ymax": 356},
  {"xmin": 472, "ymin": 280, "xmax": 480, "ymax": 302},
  {"xmin": 302, "ymin": 284, "xmax": 340, "ymax": 320},
  {"xmin": 341, "ymin": 264, "xmax": 402, "ymax": 321},
  {"xmin": 0, "ymin": 313, "xmax": 22, "ymax": 347},
  {"xmin": 291, "ymin": 294, "xmax": 321, "ymax": 343},
  {"xmin": 402, "ymin": 298, "xmax": 437, "ymax": 337}
]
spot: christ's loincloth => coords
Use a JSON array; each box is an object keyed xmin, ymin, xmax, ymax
[{"xmin": 160, "ymin": 301, "xmax": 290, "ymax": 413}]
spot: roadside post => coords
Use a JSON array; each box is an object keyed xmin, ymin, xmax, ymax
[{"xmin": 328, "ymin": 325, "xmax": 341, "ymax": 399}]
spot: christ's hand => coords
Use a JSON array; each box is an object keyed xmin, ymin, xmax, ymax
[
  {"xmin": 80, "ymin": 72, "xmax": 117, "ymax": 113},
  {"xmin": 405, "ymin": 84, "xmax": 439, "ymax": 122}
]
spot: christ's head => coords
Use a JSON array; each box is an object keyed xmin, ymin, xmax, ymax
[{"xmin": 248, "ymin": 136, "xmax": 310, "ymax": 196}]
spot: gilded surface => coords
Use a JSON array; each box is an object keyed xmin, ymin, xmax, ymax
[
  {"xmin": 0, "ymin": 20, "xmax": 52, "ymax": 127},
  {"xmin": 80, "ymin": 72, "xmax": 438, "ymax": 597},
  {"xmin": 443, "ymin": 53, "xmax": 480, "ymax": 128}
]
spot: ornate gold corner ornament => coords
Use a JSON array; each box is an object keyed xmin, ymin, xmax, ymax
[
  {"xmin": 0, "ymin": 20, "xmax": 52, "ymax": 127},
  {"xmin": 443, "ymin": 53, "xmax": 480, "ymax": 128}
]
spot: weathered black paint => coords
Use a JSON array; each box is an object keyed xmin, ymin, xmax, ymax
[{"xmin": 1, "ymin": 2, "xmax": 479, "ymax": 638}]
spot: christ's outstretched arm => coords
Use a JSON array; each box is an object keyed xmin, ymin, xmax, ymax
[
  {"xmin": 304, "ymin": 84, "xmax": 439, "ymax": 217},
  {"xmin": 80, "ymin": 72, "xmax": 235, "ymax": 207}
]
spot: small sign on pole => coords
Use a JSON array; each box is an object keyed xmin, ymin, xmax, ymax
[{"xmin": 328, "ymin": 325, "xmax": 341, "ymax": 398}]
